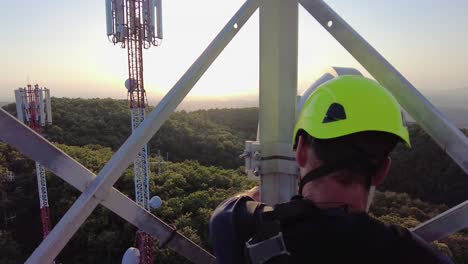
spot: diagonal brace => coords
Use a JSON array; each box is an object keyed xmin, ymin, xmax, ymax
[{"xmin": 412, "ymin": 200, "xmax": 468, "ymax": 242}]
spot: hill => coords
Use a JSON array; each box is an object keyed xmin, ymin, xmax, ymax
[
  {"xmin": 192, "ymin": 107, "xmax": 258, "ymax": 140},
  {"xmin": 3, "ymin": 98, "xmax": 247, "ymax": 169}
]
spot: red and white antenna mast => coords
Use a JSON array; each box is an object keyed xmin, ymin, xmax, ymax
[
  {"xmin": 14, "ymin": 84, "xmax": 54, "ymax": 261},
  {"xmin": 106, "ymin": 0, "xmax": 163, "ymax": 263}
]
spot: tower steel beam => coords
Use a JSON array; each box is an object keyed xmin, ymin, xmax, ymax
[
  {"xmin": 412, "ymin": 200, "xmax": 468, "ymax": 242},
  {"xmin": 259, "ymin": 0, "xmax": 299, "ymax": 205}
]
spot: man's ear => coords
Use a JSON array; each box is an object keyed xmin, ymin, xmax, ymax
[
  {"xmin": 295, "ymin": 135, "xmax": 308, "ymax": 167},
  {"xmin": 372, "ymin": 157, "xmax": 392, "ymax": 187}
]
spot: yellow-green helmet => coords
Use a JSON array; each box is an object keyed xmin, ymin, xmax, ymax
[{"xmin": 293, "ymin": 75, "xmax": 410, "ymax": 146}]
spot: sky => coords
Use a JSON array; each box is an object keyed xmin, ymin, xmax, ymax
[{"xmin": 1, "ymin": 0, "xmax": 467, "ymax": 102}]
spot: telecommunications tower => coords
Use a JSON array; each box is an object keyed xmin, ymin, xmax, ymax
[
  {"xmin": 105, "ymin": 0, "xmax": 163, "ymax": 263},
  {"xmin": 14, "ymin": 85, "xmax": 53, "ymax": 244}
]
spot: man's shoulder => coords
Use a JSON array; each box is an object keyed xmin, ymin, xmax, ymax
[
  {"xmin": 209, "ymin": 196, "xmax": 266, "ymax": 264},
  {"xmin": 210, "ymin": 195, "xmax": 263, "ymax": 225}
]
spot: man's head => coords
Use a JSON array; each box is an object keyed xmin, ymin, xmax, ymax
[
  {"xmin": 293, "ymin": 76, "xmax": 410, "ymax": 208},
  {"xmin": 295, "ymin": 130, "xmax": 398, "ymax": 188}
]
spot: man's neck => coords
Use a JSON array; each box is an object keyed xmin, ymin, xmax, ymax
[{"xmin": 301, "ymin": 175, "xmax": 368, "ymax": 213}]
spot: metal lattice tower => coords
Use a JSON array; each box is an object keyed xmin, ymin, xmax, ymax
[
  {"xmin": 14, "ymin": 84, "xmax": 53, "ymax": 253},
  {"xmin": 106, "ymin": 0, "xmax": 162, "ymax": 263}
]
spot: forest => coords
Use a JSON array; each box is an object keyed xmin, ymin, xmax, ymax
[{"xmin": 0, "ymin": 97, "xmax": 467, "ymax": 263}]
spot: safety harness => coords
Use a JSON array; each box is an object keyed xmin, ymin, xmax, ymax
[
  {"xmin": 246, "ymin": 158, "xmax": 377, "ymax": 264},
  {"xmin": 245, "ymin": 198, "xmax": 321, "ymax": 264}
]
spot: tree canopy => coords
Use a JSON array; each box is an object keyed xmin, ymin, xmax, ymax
[{"xmin": 1, "ymin": 98, "xmax": 467, "ymax": 263}]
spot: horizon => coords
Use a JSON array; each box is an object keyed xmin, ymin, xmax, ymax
[
  {"xmin": 1, "ymin": 92, "xmax": 467, "ymax": 128},
  {"xmin": 1, "ymin": 83, "xmax": 467, "ymax": 104}
]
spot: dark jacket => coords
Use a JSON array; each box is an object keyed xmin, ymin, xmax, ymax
[{"xmin": 210, "ymin": 195, "xmax": 454, "ymax": 264}]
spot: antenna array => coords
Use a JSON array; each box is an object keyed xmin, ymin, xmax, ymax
[{"xmin": 14, "ymin": 84, "xmax": 54, "ymax": 263}]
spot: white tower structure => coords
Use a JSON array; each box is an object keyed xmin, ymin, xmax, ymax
[
  {"xmin": 14, "ymin": 84, "xmax": 54, "ymax": 261},
  {"xmin": 106, "ymin": 0, "xmax": 163, "ymax": 263}
]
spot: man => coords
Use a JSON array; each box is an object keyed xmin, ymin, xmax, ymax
[{"xmin": 210, "ymin": 76, "xmax": 453, "ymax": 264}]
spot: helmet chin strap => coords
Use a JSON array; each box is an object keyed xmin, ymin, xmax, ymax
[
  {"xmin": 298, "ymin": 164, "xmax": 348, "ymax": 196},
  {"xmin": 366, "ymin": 185, "xmax": 376, "ymax": 212},
  {"xmin": 298, "ymin": 160, "xmax": 377, "ymax": 212}
]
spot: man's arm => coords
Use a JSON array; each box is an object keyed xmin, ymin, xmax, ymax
[{"xmin": 209, "ymin": 187, "xmax": 262, "ymax": 264}]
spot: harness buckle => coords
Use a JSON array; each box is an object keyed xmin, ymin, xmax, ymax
[{"xmin": 245, "ymin": 232, "xmax": 290, "ymax": 264}]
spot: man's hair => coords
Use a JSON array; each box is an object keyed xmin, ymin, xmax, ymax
[{"xmin": 297, "ymin": 130, "xmax": 400, "ymax": 188}]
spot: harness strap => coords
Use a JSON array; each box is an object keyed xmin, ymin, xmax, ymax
[
  {"xmin": 245, "ymin": 230, "xmax": 289, "ymax": 264},
  {"xmin": 245, "ymin": 199, "xmax": 324, "ymax": 264},
  {"xmin": 245, "ymin": 206, "xmax": 290, "ymax": 264}
]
